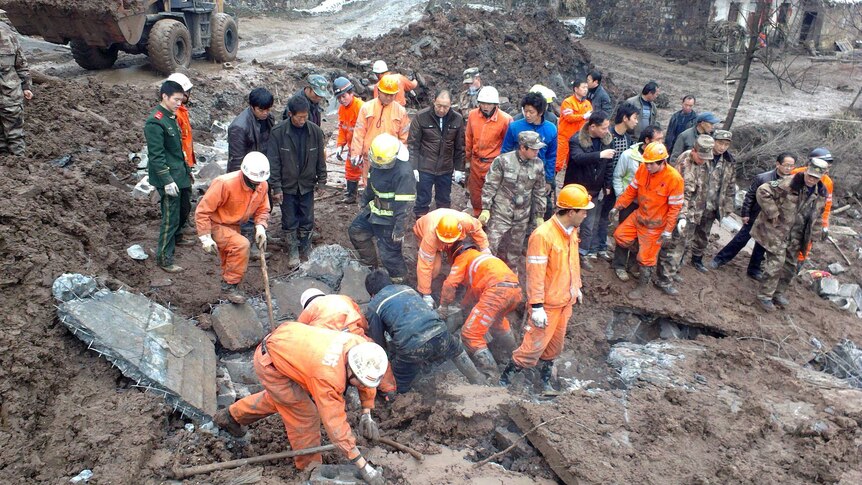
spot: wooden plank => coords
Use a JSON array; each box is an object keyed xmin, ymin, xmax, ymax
[{"xmin": 509, "ymin": 408, "xmax": 580, "ymax": 485}]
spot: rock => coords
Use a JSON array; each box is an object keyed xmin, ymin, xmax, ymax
[
  {"xmin": 817, "ymin": 277, "xmax": 841, "ymax": 296},
  {"xmin": 810, "ymin": 339, "xmax": 862, "ymax": 387},
  {"xmin": 659, "ymin": 320, "xmax": 683, "ymax": 339},
  {"xmin": 194, "ymin": 142, "xmax": 228, "ymax": 167},
  {"xmin": 211, "ymin": 302, "xmax": 266, "ymax": 351},
  {"xmin": 607, "ymin": 341, "xmax": 687, "ymax": 388},
  {"xmin": 838, "ymin": 283, "xmax": 862, "ymax": 309},
  {"xmin": 493, "ymin": 426, "xmax": 534, "ymax": 459},
  {"xmin": 828, "ymin": 262, "xmax": 847, "ymax": 275},
  {"xmin": 339, "ymin": 261, "xmax": 371, "ymax": 304},
  {"xmin": 220, "ymin": 352, "xmax": 259, "ymax": 385},
  {"xmin": 734, "ymin": 190, "xmax": 746, "ymax": 211},
  {"xmin": 150, "ymin": 278, "xmax": 173, "ymax": 288},
  {"xmin": 271, "ymin": 278, "xmax": 333, "ymax": 320},
  {"xmin": 131, "ymin": 176, "xmax": 154, "ymax": 199},
  {"xmin": 196, "ymin": 161, "xmax": 225, "ymax": 182},
  {"xmin": 188, "ymin": 108, "xmax": 212, "ymax": 132},
  {"xmin": 299, "ymin": 244, "xmax": 352, "ymax": 289},
  {"xmin": 216, "ymin": 370, "xmax": 237, "ymax": 408},
  {"xmin": 126, "ymin": 244, "xmax": 148, "ymax": 261},
  {"xmin": 69, "ymin": 469, "xmax": 93, "ymax": 484},
  {"xmin": 52, "ymin": 273, "xmax": 97, "ymax": 302},
  {"xmin": 309, "ymin": 464, "xmax": 365, "ymax": 485},
  {"xmin": 211, "ymin": 120, "xmax": 229, "ymax": 140},
  {"xmin": 464, "ymin": 23, "xmax": 482, "ymax": 40}
]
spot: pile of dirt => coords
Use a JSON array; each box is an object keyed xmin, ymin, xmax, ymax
[{"xmin": 311, "ymin": 6, "xmax": 594, "ymax": 109}]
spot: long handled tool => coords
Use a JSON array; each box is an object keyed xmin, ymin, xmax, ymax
[
  {"xmin": 259, "ymin": 246, "xmax": 275, "ymax": 328},
  {"xmin": 378, "ymin": 437, "xmax": 424, "ymax": 461},
  {"xmin": 827, "ymin": 235, "xmax": 852, "ymax": 267},
  {"xmin": 171, "ymin": 444, "xmax": 336, "ymax": 479}
]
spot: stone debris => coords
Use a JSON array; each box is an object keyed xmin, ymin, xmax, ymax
[
  {"xmin": 216, "ymin": 368, "xmax": 237, "ymax": 408},
  {"xmin": 299, "ymin": 244, "xmax": 353, "ymax": 289},
  {"xmin": 309, "ymin": 464, "xmax": 365, "ymax": 484},
  {"xmin": 52, "ymin": 273, "xmax": 98, "ymax": 302},
  {"xmin": 810, "ymin": 339, "xmax": 862, "ymax": 388},
  {"xmin": 132, "ymin": 176, "xmax": 154, "ymax": 199},
  {"xmin": 828, "ymin": 262, "xmax": 847, "ymax": 274},
  {"xmin": 607, "ymin": 341, "xmax": 687, "ymax": 388},
  {"xmin": 220, "ymin": 352, "xmax": 259, "ymax": 385},
  {"xmin": 211, "ymin": 302, "xmax": 266, "ymax": 351},
  {"xmin": 816, "ymin": 276, "xmax": 841, "ymax": 297},
  {"xmin": 340, "ymin": 260, "xmax": 372, "ymax": 304},
  {"xmin": 271, "ymin": 277, "xmax": 333, "ymax": 319},
  {"xmin": 126, "ymin": 244, "xmax": 148, "ymax": 260}
]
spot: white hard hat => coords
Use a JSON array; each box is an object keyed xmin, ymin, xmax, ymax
[
  {"xmin": 372, "ymin": 60, "xmax": 388, "ymax": 74},
  {"xmin": 167, "ymin": 72, "xmax": 193, "ymax": 92},
  {"xmin": 240, "ymin": 151, "xmax": 270, "ymax": 183},
  {"xmin": 300, "ymin": 288, "xmax": 325, "ymax": 309},
  {"xmin": 476, "ymin": 86, "xmax": 500, "ymax": 104},
  {"xmin": 529, "ymin": 84, "xmax": 556, "ymax": 103},
  {"xmin": 396, "ymin": 141, "xmax": 409, "ymax": 162},
  {"xmin": 347, "ymin": 342, "xmax": 389, "ymax": 388}
]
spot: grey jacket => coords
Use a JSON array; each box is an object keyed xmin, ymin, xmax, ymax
[
  {"xmin": 228, "ymin": 106, "xmax": 274, "ymax": 172},
  {"xmin": 625, "ymin": 94, "xmax": 659, "ymax": 140},
  {"xmin": 267, "ymin": 120, "xmax": 326, "ymax": 195}
]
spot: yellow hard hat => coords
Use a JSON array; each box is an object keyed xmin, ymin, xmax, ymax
[
  {"xmin": 377, "ymin": 74, "xmax": 400, "ymax": 95},
  {"xmin": 557, "ymin": 184, "xmax": 594, "ymax": 210},
  {"xmin": 435, "ymin": 215, "xmax": 463, "ymax": 243},
  {"xmin": 368, "ymin": 133, "xmax": 400, "ymax": 169},
  {"xmin": 642, "ymin": 142, "xmax": 669, "ymax": 164}
]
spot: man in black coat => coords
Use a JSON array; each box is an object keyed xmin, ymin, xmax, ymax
[{"xmin": 228, "ymin": 87, "xmax": 275, "ymax": 173}]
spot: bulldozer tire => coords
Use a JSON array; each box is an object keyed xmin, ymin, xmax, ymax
[
  {"xmin": 70, "ymin": 40, "xmax": 118, "ymax": 70},
  {"xmin": 148, "ymin": 19, "xmax": 192, "ymax": 74},
  {"xmin": 207, "ymin": 13, "xmax": 238, "ymax": 63}
]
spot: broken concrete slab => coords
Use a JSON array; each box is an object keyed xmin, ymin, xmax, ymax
[
  {"xmin": 838, "ymin": 283, "xmax": 862, "ymax": 310},
  {"xmin": 126, "ymin": 244, "xmax": 148, "ymax": 260},
  {"xmin": 52, "ymin": 273, "xmax": 97, "ymax": 302},
  {"xmin": 211, "ymin": 302, "xmax": 265, "ymax": 351},
  {"xmin": 299, "ymin": 244, "xmax": 352, "ymax": 289},
  {"xmin": 828, "ymin": 262, "xmax": 847, "ymax": 275},
  {"xmin": 196, "ymin": 161, "xmax": 225, "ymax": 181},
  {"xmin": 828, "ymin": 296, "xmax": 857, "ymax": 313},
  {"xmin": 271, "ymin": 278, "xmax": 332, "ymax": 319},
  {"xmin": 817, "ymin": 277, "xmax": 841, "ymax": 296},
  {"xmin": 340, "ymin": 261, "xmax": 371, "ymax": 304},
  {"xmin": 220, "ymin": 352, "xmax": 259, "ymax": 385},
  {"xmin": 309, "ymin": 464, "xmax": 364, "ymax": 484},
  {"xmin": 607, "ymin": 341, "xmax": 688, "ymax": 388},
  {"xmin": 509, "ymin": 409, "xmax": 579, "ymax": 485},
  {"xmin": 56, "ymin": 278, "xmax": 217, "ymax": 420},
  {"xmin": 132, "ymin": 176, "xmax": 155, "ymax": 199},
  {"xmin": 216, "ymin": 370, "xmax": 237, "ymax": 409}
]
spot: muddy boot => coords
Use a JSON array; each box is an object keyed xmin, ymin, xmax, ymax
[
  {"xmin": 452, "ymin": 350, "xmax": 486, "ymax": 385},
  {"xmin": 339, "ymin": 181, "xmax": 358, "ymax": 204},
  {"xmin": 285, "ymin": 233, "xmax": 301, "ymax": 267},
  {"xmin": 773, "ymin": 293, "xmax": 790, "ymax": 308},
  {"xmin": 580, "ymin": 254, "xmax": 594, "ymax": 270},
  {"xmin": 627, "ymin": 266, "xmax": 652, "ymax": 299},
  {"xmin": 491, "ymin": 331, "xmax": 517, "ymax": 356},
  {"xmin": 471, "ymin": 348, "xmax": 498, "ymax": 376},
  {"xmin": 655, "ymin": 279, "xmax": 679, "ymax": 296},
  {"xmin": 298, "ymin": 232, "xmax": 312, "ymax": 261},
  {"xmin": 539, "ymin": 359, "xmax": 560, "ymax": 397},
  {"xmin": 221, "ymin": 282, "xmax": 246, "ymax": 305},
  {"xmin": 672, "ymin": 273, "xmax": 684, "ymax": 283},
  {"xmin": 498, "ymin": 361, "xmax": 523, "ymax": 387},
  {"xmin": 757, "ymin": 296, "xmax": 775, "ymax": 312},
  {"xmin": 691, "ymin": 255, "xmax": 709, "ymax": 273},
  {"xmin": 612, "ymin": 246, "xmax": 630, "ymax": 281},
  {"xmin": 213, "ymin": 408, "xmax": 246, "ymax": 438}
]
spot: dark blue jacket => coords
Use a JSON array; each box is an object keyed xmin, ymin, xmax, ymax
[
  {"xmin": 665, "ymin": 110, "xmax": 698, "ymax": 155},
  {"xmin": 366, "ymin": 285, "xmax": 447, "ymax": 355},
  {"xmin": 501, "ymin": 117, "xmax": 558, "ymax": 183}
]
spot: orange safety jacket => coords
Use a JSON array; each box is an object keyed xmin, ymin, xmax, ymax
[
  {"xmin": 615, "ymin": 163, "xmax": 684, "ymax": 234},
  {"xmin": 413, "ymin": 208, "xmax": 489, "ymax": 295},
  {"xmin": 194, "ymin": 171, "xmax": 269, "ymax": 234},
  {"xmin": 465, "ymin": 107, "xmax": 512, "ymax": 169},
  {"xmin": 337, "ymin": 96, "xmax": 364, "ymax": 155},
  {"xmin": 440, "ymin": 248, "xmax": 518, "ymax": 306},
  {"xmin": 556, "ymin": 95, "xmax": 592, "ymax": 172},
  {"xmin": 373, "ymin": 73, "xmax": 418, "ymax": 107},
  {"xmin": 264, "ymin": 322, "xmax": 370, "ymax": 461},
  {"xmin": 350, "ymin": 98, "xmax": 410, "ymax": 165},
  {"xmin": 176, "ymin": 104, "xmax": 195, "ymax": 167},
  {"xmin": 298, "ymin": 294, "xmax": 369, "ymax": 337},
  {"xmin": 526, "ymin": 216, "xmax": 582, "ymax": 308}
]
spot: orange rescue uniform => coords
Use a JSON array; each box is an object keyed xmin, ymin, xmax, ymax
[
  {"xmin": 195, "ymin": 171, "xmax": 270, "ymax": 284},
  {"xmin": 555, "ymin": 95, "xmax": 592, "ymax": 172},
  {"xmin": 440, "ymin": 249, "xmax": 522, "ymax": 353},
  {"xmin": 613, "ymin": 163, "xmax": 684, "ymax": 266},
  {"xmin": 338, "ymin": 96, "xmax": 364, "ymax": 183},
  {"xmin": 791, "ymin": 167, "xmax": 833, "ymax": 260},
  {"xmin": 372, "ymin": 73, "xmax": 418, "ymax": 107},
  {"xmin": 229, "ymin": 323, "xmax": 372, "ymax": 470},
  {"xmin": 413, "ymin": 208, "xmax": 490, "ymax": 295},
  {"xmin": 465, "ymin": 107, "xmax": 513, "ymax": 215},
  {"xmin": 512, "ymin": 216, "xmax": 581, "ymax": 368},
  {"xmin": 176, "ymin": 104, "xmax": 195, "ymax": 167},
  {"xmin": 350, "ymin": 98, "xmax": 410, "ymax": 183}
]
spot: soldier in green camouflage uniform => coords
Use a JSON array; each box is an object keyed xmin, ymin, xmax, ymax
[
  {"xmin": 145, "ymin": 80, "xmax": 193, "ymax": 273},
  {"xmin": 0, "ymin": 23, "xmax": 33, "ymax": 155},
  {"xmin": 480, "ymin": 131, "xmax": 547, "ymax": 274},
  {"xmin": 751, "ymin": 159, "xmax": 829, "ymax": 311}
]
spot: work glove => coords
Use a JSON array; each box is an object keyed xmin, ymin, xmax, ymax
[
  {"xmin": 422, "ymin": 294, "xmax": 435, "ymax": 309},
  {"xmin": 677, "ymin": 219, "xmax": 687, "ymax": 232},
  {"xmin": 577, "ymin": 289, "xmax": 583, "ymax": 305},
  {"xmin": 453, "ymin": 170, "xmax": 466, "ymax": 187},
  {"xmin": 821, "ymin": 227, "xmax": 829, "ymax": 241},
  {"xmin": 199, "ymin": 234, "xmax": 217, "ymax": 254},
  {"xmin": 164, "ymin": 182, "xmax": 179, "ymax": 197},
  {"xmin": 661, "ymin": 231, "xmax": 673, "ymax": 243},
  {"xmin": 358, "ymin": 463, "xmax": 385, "ymax": 485},
  {"xmin": 351, "ymin": 155, "xmax": 363, "ymax": 168},
  {"xmin": 530, "ymin": 306, "xmax": 548, "ymax": 328},
  {"xmin": 413, "ymin": 170, "xmax": 420, "ymax": 182},
  {"xmin": 534, "ymin": 216, "xmax": 544, "ymax": 228},
  {"xmin": 584, "ymin": 110, "xmax": 592, "ymax": 120},
  {"xmin": 336, "ymin": 145, "xmax": 345, "ymax": 161},
  {"xmin": 358, "ymin": 413, "xmax": 379, "ymax": 442},
  {"xmin": 478, "ymin": 209, "xmax": 491, "ymax": 224},
  {"xmin": 255, "ymin": 224, "xmax": 267, "ymax": 250}
]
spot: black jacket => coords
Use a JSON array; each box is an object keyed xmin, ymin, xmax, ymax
[
  {"xmin": 267, "ymin": 119, "xmax": 326, "ymax": 196},
  {"xmin": 564, "ymin": 124, "xmax": 614, "ymax": 196},
  {"xmin": 282, "ymin": 88, "xmax": 323, "ymax": 127},
  {"xmin": 366, "ymin": 285, "xmax": 447, "ymax": 355},
  {"xmin": 742, "ymin": 168, "xmax": 780, "ymax": 222},
  {"xmin": 587, "ymin": 85, "xmax": 612, "ymax": 117},
  {"xmin": 227, "ymin": 107, "xmax": 274, "ymax": 173},
  {"xmin": 408, "ymin": 107, "xmax": 466, "ymax": 175}
]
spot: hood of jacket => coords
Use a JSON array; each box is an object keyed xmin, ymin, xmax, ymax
[{"xmin": 577, "ymin": 123, "xmax": 613, "ymax": 150}]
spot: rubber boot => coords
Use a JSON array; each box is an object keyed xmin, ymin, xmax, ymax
[
  {"xmin": 627, "ymin": 266, "xmax": 652, "ymax": 299},
  {"xmin": 452, "ymin": 350, "xmax": 486, "ymax": 385},
  {"xmin": 471, "ymin": 348, "xmax": 498, "ymax": 376},
  {"xmin": 498, "ymin": 361, "xmax": 523, "ymax": 387},
  {"xmin": 221, "ymin": 281, "xmax": 246, "ymax": 305},
  {"xmin": 691, "ymin": 255, "xmax": 709, "ymax": 273},
  {"xmin": 773, "ymin": 293, "xmax": 790, "ymax": 308},
  {"xmin": 298, "ymin": 232, "xmax": 312, "ymax": 261},
  {"xmin": 348, "ymin": 225, "xmax": 380, "ymax": 269},
  {"xmin": 612, "ymin": 246, "xmax": 630, "ymax": 282},
  {"xmin": 539, "ymin": 359, "xmax": 560, "ymax": 397},
  {"xmin": 339, "ymin": 181, "xmax": 358, "ymax": 204},
  {"xmin": 213, "ymin": 408, "xmax": 246, "ymax": 437},
  {"xmin": 285, "ymin": 233, "xmax": 301, "ymax": 267},
  {"xmin": 491, "ymin": 331, "xmax": 517, "ymax": 356}
]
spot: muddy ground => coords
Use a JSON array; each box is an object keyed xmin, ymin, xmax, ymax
[{"xmin": 2, "ymin": 3, "xmax": 862, "ymax": 484}]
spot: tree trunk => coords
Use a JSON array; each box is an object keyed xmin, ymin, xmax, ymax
[{"xmin": 724, "ymin": 1, "xmax": 769, "ymax": 130}]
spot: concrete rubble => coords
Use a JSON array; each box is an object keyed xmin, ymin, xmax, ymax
[
  {"xmin": 54, "ymin": 274, "xmax": 217, "ymax": 420},
  {"xmin": 815, "ymin": 276, "xmax": 862, "ymax": 316},
  {"xmin": 607, "ymin": 341, "xmax": 688, "ymax": 388},
  {"xmin": 810, "ymin": 339, "xmax": 862, "ymax": 388},
  {"xmin": 126, "ymin": 244, "xmax": 148, "ymax": 260},
  {"xmin": 211, "ymin": 302, "xmax": 266, "ymax": 351},
  {"xmin": 271, "ymin": 277, "xmax": 333, "ymax": 320}
]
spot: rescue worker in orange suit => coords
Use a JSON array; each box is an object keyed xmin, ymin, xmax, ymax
[
  {"xmin": 791, "ymin": 147, "xmax": 834, "ymax": 265},
  {"xmin": 298, "ymin": 287, "xmax": 398, "ymax": 396},
  {"xmin": 499, "ymin": 184, "xmax": 590, "ymax": 396},
  {"xmin": 167, "ymin": 73, "xmax": 196, "ymax": 168},
  {"xmin": 438, "ymin": 239, "xmax": 521, "ymax": 375},
  {"xmin": 609, "ymin": 142, "xmax": 684, "ymax": 299},
  {"xmin": 413, "ymin": 208, "xmax": 490, "ymax": 306},
  {"xmin": 334, "ymin": 77, "xmax": 364, "ymax": 204},
  {"xmin": 555, "ymin": 76, "xmax": 593, "ymax": 174},
  {"xmin": 371, "ymin": 59, "xmax": 418, "ymax": 107},
  {"xmin": 195, "ymin": 152, "xmax": 270, "ymax": 300},
  {"xmin": 351, "ymin": 74, "xmax": 410, "ymax": 184},
  {"xmin": 213, "ymin": 323, "xmax": 388, "ymax": 485},
  {"xmin": 465, "ymin": 86, "xmax": 512, "ymax": 216}
]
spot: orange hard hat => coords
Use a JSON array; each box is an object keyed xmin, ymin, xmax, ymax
[
  {"xmin": 435, "ymin": 215, "xmax": 463, "ymax": 243},
  {"xmin": 557, "ymin": 184, "xmax": 595, "ymax": 210},
  {"xmin": 377, "ymin": 74, "xmax": 400, "ymax": 95},
  {"xmin": 642, "ymin": 142, "xmax": 669, "ymax": 164}
]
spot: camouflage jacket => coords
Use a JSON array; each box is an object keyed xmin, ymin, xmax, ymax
[
  {"xmin": 751, "ymin": 172, "xmax": 828, "ymax": 254},
  {"xmin": 482, "ymin": 150, "xmax": 546, "ymax": 220},
  {"xmin": 0, "ymin": 24, "xmax": 31, "ymax": 107},
  {"xmin": 677, "ymin": 149, "xmax": 736, "ymax": 224}
]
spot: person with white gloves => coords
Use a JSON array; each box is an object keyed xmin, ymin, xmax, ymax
[{"xmin": 195, "ymin": 152, "xmax": 271, "ymax": 300}]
